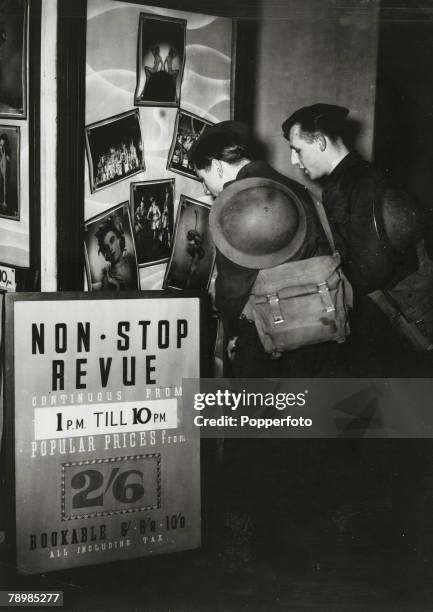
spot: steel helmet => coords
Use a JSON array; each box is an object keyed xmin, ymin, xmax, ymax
[
  {"xmin": 379, "ymin": 188, "xmax": 424, "ymax": 252},
  {"xmin": 209, "ymin": 177, "xmax": 307, "ymax": 269}
]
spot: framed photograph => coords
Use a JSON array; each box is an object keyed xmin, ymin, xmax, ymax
[
  {"xmin": 163, "ymin": 195, "xmax": 215, "ymax": 291},
  {"xmin": 130, "ymin": 178, "xmax": 175, "ymax": 267},
  {"xmin": 0, "ymin": 0, "xmax": 27, "ymax": 119},
  {"xmin": 167, "ymin": 110, "xmax": 214, "ymax": 181},
  {"xmin": 0, "ymin": 126, "xmax": 20, "ymax": 220},
  {"xmin": 84, "ymin": 201, "xmax": 140, "ymax": 291},
  {"xmin": 85, "ymin": 109, "xmax": 145, "ymax": 193},
  {"xmin": 134, "ymin": 12, "xmax": 186, "ymax": 107}
]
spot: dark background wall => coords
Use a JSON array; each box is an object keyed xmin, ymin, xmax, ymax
[
  {"xmin": 375, "ymin": 0, "xmax": 433, "ymax": 248},
  {"xmin": 237, "ymin": 0, "xmax": 379, "ymax": 189}
]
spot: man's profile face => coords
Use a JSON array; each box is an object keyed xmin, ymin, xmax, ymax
[
  {"xmin": 288, "ymin": 124, "xmax": 326, "ymax": 180},
  {"xmin": 195, "ymin": 161, "xmax": 225, "ymax": 198},
  {"xmin": 103, "ymin": 230, "xmax": 122, "ymax": 264}
]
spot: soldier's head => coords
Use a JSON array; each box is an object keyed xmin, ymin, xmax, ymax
[
  {"xmin": 189, "ymin": 121, "xmax": 252, "ymax": 197},
  {"xmin": 282, "ymin": 103, "xmax": 350, "ymax": 180}
]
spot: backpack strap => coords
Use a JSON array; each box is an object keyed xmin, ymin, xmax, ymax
[{"xmin": 314, "ymin": 198, "xmax": 337, "ymax": 254}]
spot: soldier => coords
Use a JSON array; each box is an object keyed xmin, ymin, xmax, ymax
[
  {"xmin": 189, "ymin": 120, "xmax": 340, "ymax": 378},
  {"xmin": 282, "ymin": 103, "xmax": 428, "ymax": 374}
]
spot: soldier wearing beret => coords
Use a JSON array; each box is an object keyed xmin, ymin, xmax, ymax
[{"xmin": 282, "ymin": 103, "xmax": 427, "ymax": 375}]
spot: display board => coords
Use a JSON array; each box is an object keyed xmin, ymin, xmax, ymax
[
  {"xmin": 5, "ymin": 292, "xmax": 202, "ymax": 574},
  {"xmin": 85, "ymin": 0, "xmax": 233, "ymax": 290}
]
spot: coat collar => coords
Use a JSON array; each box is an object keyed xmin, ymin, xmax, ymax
[
  {"xmin": 223, "ymin": 160, "xmax": 271, "ymax": 189},
  {"xmin": 326, "ymin": 151, "xmax": 364, "ymax": 183}
]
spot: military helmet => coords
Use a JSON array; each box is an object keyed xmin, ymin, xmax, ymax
[
  {"xmin": 379, "ymin": 188, "xmax": 424, "ymax": 252},
  {"xmin": 209, "ymin": 177, "xmax": 307, "ymax": 269}
]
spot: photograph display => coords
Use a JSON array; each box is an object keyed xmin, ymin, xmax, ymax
[
  {"xmin": 84, "ymin": 202, "xmax": 140, "ymax": 291},
  {"xmin": 167, "ymin": 110, "xmax": 213, "ymax": 180},
  {"xmin": 163, "ymin": 195, "xmax": 215, "ymax": 291},
  {"xmin": 0, "ymin": 125, "xmax": 20, "ymax": 220},
  {"xmin": 85, "ymin": 109, "xmax": 145, "ymax": 193},
  {"xmin": 134, "ymin": 13, "xmax": 186, "ymax": 107},
  {"xmin": 131, "ymin": 179, "xmax": 174, "ymax": 267},
  {"xmin": 0, "ymin": 0, "xmax": 27, "ymax": 119}
]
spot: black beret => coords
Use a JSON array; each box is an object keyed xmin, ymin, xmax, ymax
[
  {"xmin": 188, "ymin": 120, "xmax": 251, "ymax": 160},
  {"xmin": 282, "ymin": 103, "xmax": 349, "ymax": 137}
]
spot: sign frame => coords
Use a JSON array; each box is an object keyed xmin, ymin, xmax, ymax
[{"xmin": 4, "ymin": 290, "xmax": 210, "ymax": 574}]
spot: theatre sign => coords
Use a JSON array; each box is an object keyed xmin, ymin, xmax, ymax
[{"xmin": 5, "ymin": 292, "xmax": 202, "ymax": 574}]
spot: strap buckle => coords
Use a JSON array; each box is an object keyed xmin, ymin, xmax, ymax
[
  {"xmin": 317, "ymin": 282, "xmax": 335, "ymax": 313},
  {"xmin": 267, "ymin": 293, "xmax": 285, "ymax": 325}
]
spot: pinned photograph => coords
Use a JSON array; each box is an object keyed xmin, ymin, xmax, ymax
[
  {"xmin": 167, "ymin": 110, "xmax": 214, "ymax": 180},
  {"xmin": 84, "ymin": 202, "xmax": 140, "ymax": 291},
  {"xmin": 0, "ymin": 126, "xmax": 20, "ymax": 220},
  {"xmin": 131, "ymin": 179, "xmax": 175, "ymax": 267},
  {"xmin": 85, "ymin": 109, "xmax": 145, "ymax": 193},
  {"xmin": 134, "ymin": 13, "xmax": 186, "ymax": 107},
  {"xmin": 163, "ymin": 195, "xmax": 215, "ymax": 291},
  {"xmin": 0, "ymin": 0, "xmax": 27, "ymax": 119}
]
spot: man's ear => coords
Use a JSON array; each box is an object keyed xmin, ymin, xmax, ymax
[
  {"xmin": 317, "ymin": 134, "xmax": 327, "ymax": 152},
  {"xmin": 211, "ymin": 158, "xmax": 223, "ymax": 177}
]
